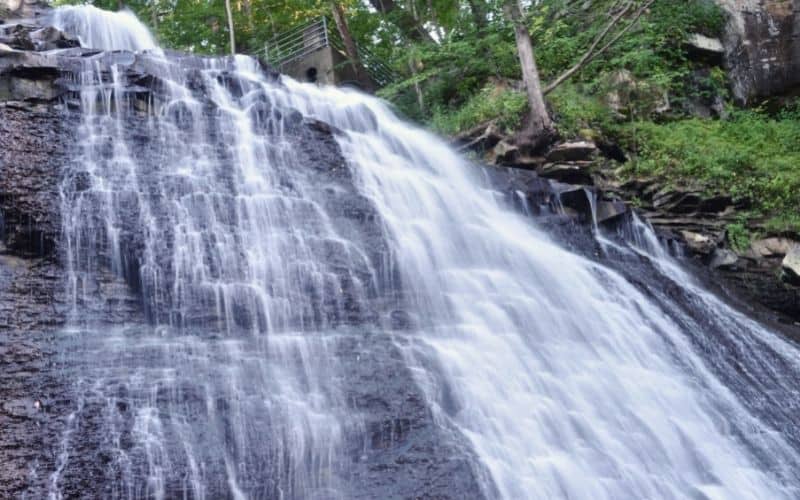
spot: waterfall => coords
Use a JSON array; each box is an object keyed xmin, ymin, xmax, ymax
[
  {"xmin": 46, "ymin": 6, "xmax": 800, "ymax": 500},
  {"xmin": 51, "ymin": 5, "xmax": 161, "ymax": 53}
]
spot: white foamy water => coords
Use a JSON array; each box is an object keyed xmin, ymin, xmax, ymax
[{"xmin": 52, "ymin": 5, "xmax": 161, "ymax": 53}]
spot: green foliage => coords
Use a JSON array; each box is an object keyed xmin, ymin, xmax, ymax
[
  {"xmin": 726, "ymin": 221, "xmax": 751, "ymax": 252},
  {"xmin": 623, "ymin": 108, "xmax": 800, "ymax": 233},
  {"xmin": 428, "ymin": 85, "xmax": 527, "ymax": 135},
  {"xmin": 547, "ymin": 84, "xmax": 617, "ymax": 138}
]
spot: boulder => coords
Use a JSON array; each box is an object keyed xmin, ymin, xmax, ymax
[
  {"xmin": 681, "ymin": 230, "xmax": 717, "ymax": 254},
  {"xmin": 750, "ymin": 237, "xmax": 796, "ymax": 259},
  {"xmin": 710, "ymin": 248, "xmax": 738, "ymax": 269},
  {"xmin": 782, "ymin": 245, "xmax": 800, "ymax": 285},
  {"xmin": 546, "ymin": 141, "xmax": 598, "ymax": 162}
]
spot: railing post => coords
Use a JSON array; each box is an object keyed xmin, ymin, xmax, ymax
[{"xmin": 322, "ymin": 16, "xmax": 329, "ymax": 48}]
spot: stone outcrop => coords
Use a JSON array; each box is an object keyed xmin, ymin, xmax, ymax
[
  {"xmin": 0, "ymin": 8, "xmax": 77, "ymax": 493},
  {"xmin": 784, "ymin": 245, "xmax": 800, "ymax": 284},
  {"xmin": 716, "ymin": 0, "xmax": 800, "ymax": 103}
]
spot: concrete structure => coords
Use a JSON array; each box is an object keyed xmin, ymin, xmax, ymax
[
  {"xmin": 263, "ymin": 17, "xmax": 393, "ymax": 91},
  {"xmin": 281, "ymin": 43, "xmax": 363, "ymax": 88}
]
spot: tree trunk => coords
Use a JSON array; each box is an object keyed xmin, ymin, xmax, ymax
[
  {"xmin": 408, "ymin": 57, "xmax": 425, "ymax": 113},
  {"xmin": 224, "ymin": 0, "xmax": 236, "ymax": 55},
  {"xmin": 330, "ymin": 2, "xmax": 375, "ymax": 92},
  {"xmin": 243, "ymin": 0, "xmax": 255, "ymax": 33},
  {"xmin": 150, "ymin": 0, "xmax": 158, "ymax": 32},
  {"xmin": 502, "ymin": 0, "xmax": 553, "ymax": 141}
]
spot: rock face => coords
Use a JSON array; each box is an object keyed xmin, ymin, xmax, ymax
[
  {"xmin": 0, "ymin": 45, "xmax": 73, "ymax": 497},
  {"xmin": 784, "ymin": 245, "xmax": 800, "ymax": 284},
  {"xmin": 716, "ymin": 0, "xmax": 800, "ymax": 103}
]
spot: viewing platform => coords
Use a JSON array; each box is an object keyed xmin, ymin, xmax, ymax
[{"xmin": 258, "ymin": 16, "xmax": 394, "ymax": 91}]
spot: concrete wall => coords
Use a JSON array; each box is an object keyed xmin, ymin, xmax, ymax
[{"xmin": 280, "ymin": 45, "xmax": 372, "ymax": 91}]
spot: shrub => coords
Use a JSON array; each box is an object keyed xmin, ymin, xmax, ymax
[
  {"xmin": 622, "ymin": 108, "xmax": 800, "ymax": 233},
  {"xmin": 428, "ymin": 85, "xmax": 528, "ymax": 135}
]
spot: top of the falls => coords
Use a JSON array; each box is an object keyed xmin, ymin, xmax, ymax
[{"xmin": 51, "ymin": 5, "xmax": 161, "ymax": 54}]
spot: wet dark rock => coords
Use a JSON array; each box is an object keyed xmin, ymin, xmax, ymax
[
  {"xmin": 0, "ymin": 104, "xmax": 72, "ymax": 256},
  {"xmin": 29, "ymin": 26, "xmax": 80, "ymax": 50},
  {"xmin": 539, "ymin": 162, "xmax": 594, "ymax": 185},
  {"xmin": 339, "ymin": 333, "xmax": 490, "ymax": 500},
  {"xmin": 388, "ymin": 309, "xmax": 412, "ymax": 330},
  {"xmin": 596, "ymin": 199, "xmax": 627, "ymax": 224}
]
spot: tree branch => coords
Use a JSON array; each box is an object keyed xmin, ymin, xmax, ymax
[{"xmin": 543, "ymin": 0, "xmax": 655, "ymax": 95}]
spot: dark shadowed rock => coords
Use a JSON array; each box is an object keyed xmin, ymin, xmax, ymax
[
  {"xmin": 596, "ymin": 199, "xmax": 628, "ymax": 224},
  {"xmin": 539, "ymin": 162, "xmax": 594, "ymax": 185}
]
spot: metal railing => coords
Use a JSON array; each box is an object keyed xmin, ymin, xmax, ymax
[{"xmin": 257, "ymin": 17, "xmax": 396, "ymax": 88}]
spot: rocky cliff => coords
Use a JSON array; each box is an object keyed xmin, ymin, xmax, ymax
[{"xmin": 717, "ymin": 0, "xmax": 800, "ymax": 103}]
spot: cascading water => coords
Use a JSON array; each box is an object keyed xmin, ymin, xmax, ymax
[
  {"xmin": 39, "ymin": 5, "xmax": 800, "ymax": 500},
  {"xmin": 51, "ymin": 5, "xmax": 161, "ymax": 53}
]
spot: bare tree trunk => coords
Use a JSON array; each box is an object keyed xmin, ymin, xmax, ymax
[
  {"xmin": 224, "ymin": 0, "xmax": 236, "ymax": 55},
  {"xmin": 502, "ymin": 0, "xmax": 553, "ymax": 140},
  {"xmin": 243, "ymin": 0, "xmax": 255, "ymax": 33},
  {"xmin": 150, "ymin": 0, "xmax": 158, "ymax": 32},
  {"xmin": 331, "ymin": 2, "xmax": 375, "ymax": 92},
  {"xmin": 408, "ymin": 57, "xmax": 425, "ymax": 113}
]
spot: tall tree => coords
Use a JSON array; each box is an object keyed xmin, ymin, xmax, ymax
[
  {"xmin": 331, "ymin": 1, "xmax": 375, "ymax": 92},
  {"xmin": 224, "ymin": 0, "xmax": 236, "ymax": 54},
  {"xmin": 502, "ymin": 0, "xmax": 553, "ymax": 142}
]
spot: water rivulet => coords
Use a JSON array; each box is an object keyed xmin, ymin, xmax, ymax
[{"xmin": 33, "ymin": 6, "xmax": 800, "ymax": 500}]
